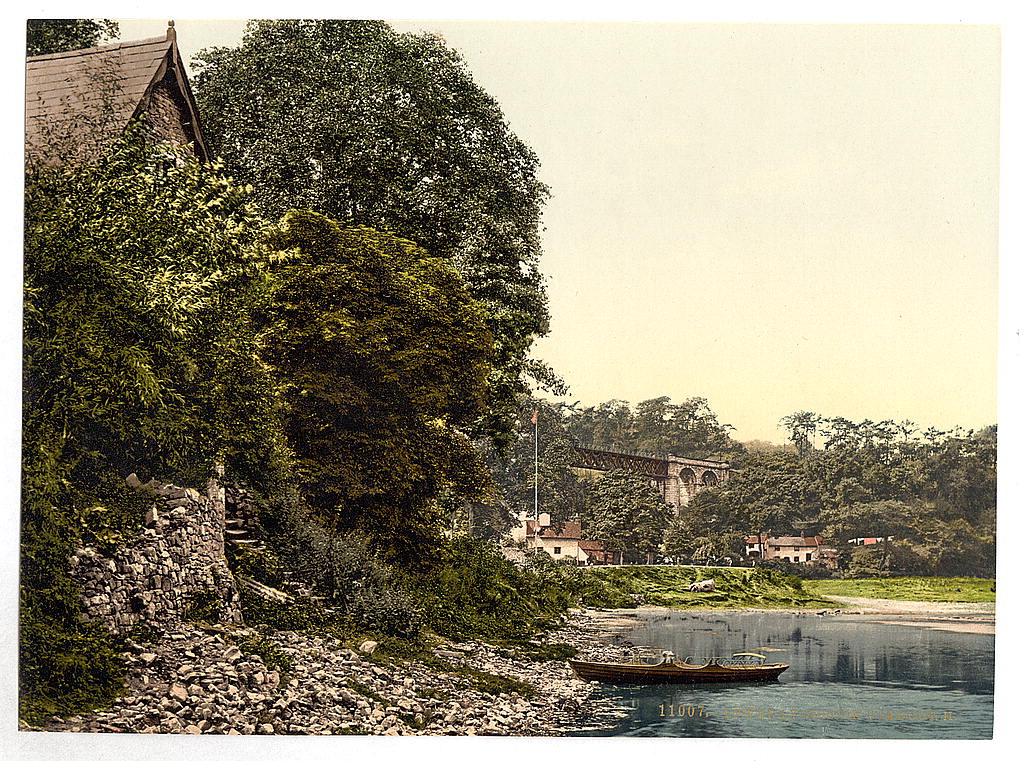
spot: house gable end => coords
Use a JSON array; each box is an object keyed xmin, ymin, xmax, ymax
[{"xmin": 25, "ymin": 22, "xmax": 208, "ymax": 165}]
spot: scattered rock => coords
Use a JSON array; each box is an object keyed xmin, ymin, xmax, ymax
[{"xmin": 37, "ymin": 610, "xmax": 630, "ymax": 737}]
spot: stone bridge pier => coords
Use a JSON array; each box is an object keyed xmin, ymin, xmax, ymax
[{"xmin": 661, "ymin": 456, "xmax": 731, "ymax": 511}]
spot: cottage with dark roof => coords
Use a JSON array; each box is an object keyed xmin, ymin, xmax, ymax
[
  {"xmin": 25, "ymin": 21, "xmax": 207, "ymax": 166},
  {"xmin": 511, "ymin": 512, "xmax": 586, "ymax": 564}
]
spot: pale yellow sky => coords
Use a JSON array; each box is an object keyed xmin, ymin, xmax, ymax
[{"xmin": 118, "ymin": 19, "xmax": 1001, "ymax": 443}]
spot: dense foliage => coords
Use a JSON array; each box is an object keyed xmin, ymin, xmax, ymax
[
  {"xmin": 411, "ymin": 537, "xmax": 577, "ymax": 640},
  {"xmin": 22, "ymin": 134, "xmax": 284, "ymax": 721},
  {"xmin": 26, "ymin": 18, "xmax": 119, "ymax": 56},
  {"xmin": 567, "ymin": 396, "xmax": 744, "ymax": 460},
  {"xmin": 229, "ymin": 525, "xmax": 617, "ymax": 644},
  {"xmin": 685, "ymin": 415, "xmax": 998, "ymax": 577},
  {"xmin": 257, "ymin": 210, "xmax": 494, "ymax": 565},
  {"xmin": 582, "ymin": 471, "xmax": 674, "ymax": 561},
  {"xmin": 193, "ymin": 19, "xmax": 553, "ymax": 447}
]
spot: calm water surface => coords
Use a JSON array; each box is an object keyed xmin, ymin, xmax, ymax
[{"xmin": 576, "ymin": 611, "xmax": 993, "ymax": 739}]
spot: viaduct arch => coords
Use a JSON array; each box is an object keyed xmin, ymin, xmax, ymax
[{"xmin": 570, "ymin": 447, "xmax": 731, "ymax": 513}]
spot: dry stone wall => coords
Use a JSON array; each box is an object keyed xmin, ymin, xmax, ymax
[{"xmin": 70, "ymin": 475, "xmax": 243, "ymax": 633}]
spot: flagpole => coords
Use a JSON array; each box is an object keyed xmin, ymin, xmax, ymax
[{"xmin": 533, "ymin": 407, "xmax": 539, "ymax": 520}]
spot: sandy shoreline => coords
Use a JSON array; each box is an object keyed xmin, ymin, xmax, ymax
[{"xmin": 582, "ymin": 597, "xmax": 996, "ymax": 636}]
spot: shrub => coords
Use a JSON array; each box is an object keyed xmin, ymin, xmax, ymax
[
  {"xmin": 235, "ymin": 581, "xmax": 341, "ymax": 633},
  {"xmin": 227, "ymin": 543, "xmax": 283, "ymax": 587},
  {"xmin": 756, "ymin": 558, "xmax": 837, "ymax": 580},
  {"xmin": 346, "ymin": 585, "xmax": 422, "ymax": 639},
  {"xmin": 18, "ymin": 604, "xmax": 125, "ymax": 726},
  {"xmin": 409, "ymin": 536, "xmax": 576, "ymax": 641},
  {"xmin": 236, "ymin": 634, "xmax": 293, "ymax": 677},
  {"xmin": 183, "ymin": 590, "xmax": 221, "ymax": 623}
]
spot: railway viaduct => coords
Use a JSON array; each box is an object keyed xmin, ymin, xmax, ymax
[{"xmin": 571, "ymin": 447, "xmax": 732, "ymax": 513}]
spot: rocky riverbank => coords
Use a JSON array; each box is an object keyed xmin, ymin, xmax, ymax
[{"xmin": 30, "ymin": 610, "xmax": 638, "ymax": 736}]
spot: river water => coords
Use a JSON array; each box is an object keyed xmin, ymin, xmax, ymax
[{"xmin": 574, "ymin": 610, "xmax": 994, "ymax": 739}]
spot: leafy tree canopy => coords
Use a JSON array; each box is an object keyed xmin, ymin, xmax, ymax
[
  {"xmin": 582, "ymin": 471, "xmax": 673, "ymax": 557},
  {"xmin": 193, "ymin": 20, "xmax": 552, "ymax": 446},
  {"xmin": 704, "ymin": 451, "xmax": 819, "ymax": 536},
  {"xmin": 24, "ymin": 131, "xmax": 281, "ymax": 497},
  {"xmin": 27, "ymin": 19, "xmax": 119, "ymax": 56},
  {"xmin": 258, "ymin": 210, "xmax": 494, "ymax": 566},
  {"xmin": 567, "ymin": 396, "xmax": 743, "ymax": 460}
]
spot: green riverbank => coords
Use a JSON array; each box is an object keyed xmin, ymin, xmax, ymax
[
  {"xmin": 583, "ymin": 566, "xmax": 833, "ymax": 609},
  {"xmin": 804, "ymin": 576, "xmax": 995, "ymax": 603}
]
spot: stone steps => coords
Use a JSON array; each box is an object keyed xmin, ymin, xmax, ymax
[{"xmin": 238, "ymin": 576, "xmax": 293, "ymax": 604}]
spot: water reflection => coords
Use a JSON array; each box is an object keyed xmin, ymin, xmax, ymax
[{"xmin": 575, "ymin": 611, "xmax": 993, "ymax": 739}]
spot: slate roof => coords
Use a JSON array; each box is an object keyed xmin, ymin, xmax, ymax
[
  {"xmin": 769, "ymin": 536, "xmax": 822, "ymax": 547},
  {"xmin": 25, "ymin": 23, "xmax": 207, "ymax": 165},
  {"xmin": 745, "ymin": 535, "xmax": 822, "ymax": 547}
]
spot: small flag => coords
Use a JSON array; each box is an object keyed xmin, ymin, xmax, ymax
[{"xmin": 531, "ymin": 408, "xmax": 538, "ymax": 425}]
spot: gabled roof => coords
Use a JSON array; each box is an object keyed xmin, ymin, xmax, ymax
[
  {"xmin": 525, "ymin": 520, "xmax": 582, "ymax": 540},
  {"xmin": 746, "ymin": 535, "xmax": 822, "ymax": 547},
  {"xmin": 769, "ymin": 536, "xmax": 822, "ymax": 547},
  {"xmin": 25, "ymin": 22, "xmax": 208, "ymax": 165}
]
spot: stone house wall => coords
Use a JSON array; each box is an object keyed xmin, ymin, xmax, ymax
[
  {"xmin": 70, "ymin": 475, "xmax": 243, "ymax": 633},
  {"xmin": 144, "ymin": 71, "xmax": 191, "ymax": 148}
]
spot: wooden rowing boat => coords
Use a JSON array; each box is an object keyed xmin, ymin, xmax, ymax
[{"xmin": 568, "ymin": 652, "xmax": 788, "ymax": 684}]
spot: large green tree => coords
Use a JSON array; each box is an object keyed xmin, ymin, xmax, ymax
[
  {"xmin": 582, "ymin": 471, "xmax": 673, "ymax": 561},
  {"xmin": 698, "ymin": 451, "xmax": 819, "ymax": 541},
  {"xmin": 258, "ymin": 210, "xmax": 494, "ymax": 566},
  {"xmin": 193, "ymin": 20, "xmax": 551, "ymax": 446},
  {"xmin": 24, "ymin": 133, "xmax": 280, "ymax": 503},
  {"xmin": 26, "ymin": 19, "xmax": 119, "ymax": 56}
]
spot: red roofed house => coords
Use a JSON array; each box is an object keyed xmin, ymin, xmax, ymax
[
  {"xmin": 579, "ymin": 540, "xmax": 615, "ymax": 565},
  {"xmin": 25, "ymin": 21, "xmax": 208, "ymax": 167}
]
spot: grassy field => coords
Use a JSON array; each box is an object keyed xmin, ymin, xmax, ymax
[
  {"xmin": 584, "ymin": 566, "xmax": 833, "ymax": 609},
  {"xmin": 804, "ymin": 577, "xmax": 996, "ymax": 603}
]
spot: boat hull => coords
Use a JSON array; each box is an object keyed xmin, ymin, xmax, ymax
[{"xmin": 568, "ymin": 659, "xmax": 789, "ymax": 685}]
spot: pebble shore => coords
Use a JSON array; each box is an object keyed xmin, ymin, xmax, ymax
[{"xmin": 32, "ymin": 610, "xmax": 637, "ymax": 736}]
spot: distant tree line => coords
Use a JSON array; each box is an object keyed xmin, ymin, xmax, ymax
[
  {"xmin": 484, "ymin": 400, "xmax": 995, "ymax": 578},
  {"xmin": 482, "ymin": 396, "xmax": 738, "ymax": 562},
  {"xmin": 680, "ymin": 415, "xmax": 996, "ymax": 577}
]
